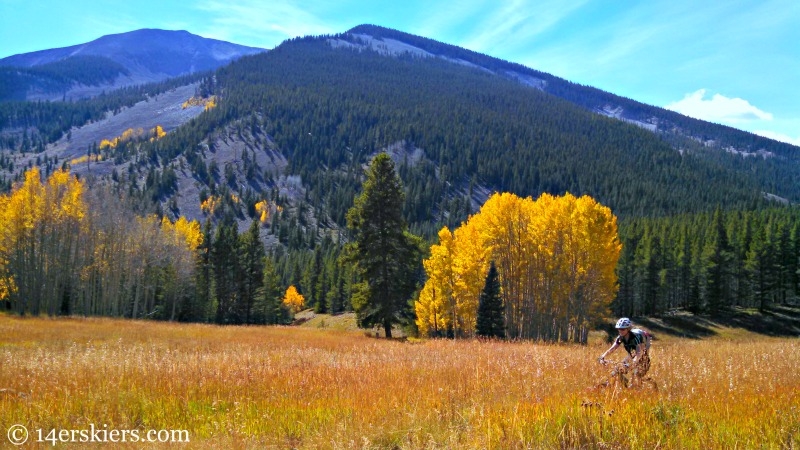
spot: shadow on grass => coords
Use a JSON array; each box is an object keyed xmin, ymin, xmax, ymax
[{"xmin": 628, "ymin": 305, "xmax": 800, "ymax": 340}]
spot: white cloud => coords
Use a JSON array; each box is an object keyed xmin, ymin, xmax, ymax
[
  {"xmin": 753, "ymin": 130, "xmax": 800, "ymax": 147},
  {"xmin": 194, "ymin": 0, "xmax": 336, "ymax": 48},
  {"xmin": 665, "ymin": 89, "xmax": 773, "ymax": 124},
  {"xmin": 420, "ymin": 0, "xmax": 590, "ymax": 55}
]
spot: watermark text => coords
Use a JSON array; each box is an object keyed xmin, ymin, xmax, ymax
[{"xmin": 7, "ymin": 424, "xmax": 189, "ymax": 446}]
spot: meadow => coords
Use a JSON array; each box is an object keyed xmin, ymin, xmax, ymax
[{"xmin": 1, "ymin": 314, "xmax": 798, "ymax": 449}]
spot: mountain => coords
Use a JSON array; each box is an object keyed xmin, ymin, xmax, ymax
[
  {"xmin": 1, "ymin": 24, "xmax": 799, "ymax": 322},
  {"xmin": 343, "ymin": 25, "xmax": 798, "ymax": 166},
  {"xmin": 0, "ymin": 29, "xmax": 264, "ymax": 101},
  {"xmin": 2, "ymin": 24, "xmax": 799, "ymax": 234}
]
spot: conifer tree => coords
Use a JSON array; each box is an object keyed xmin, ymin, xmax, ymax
[
  {"xmin": 255, "ymin": 258, "xmax": 284, "ymax": 324},
  {"xmin": 212, "ymin": 221, "xmax": 240, "ymax": 324},
  {"xmin": 192, "ymin": 219, "xmax": 213, "ymax": 322},
  {"xmin": 476, "ymin": 261, "xmax": 505, "ymax": 338},
  {"xmin": 702, "ymin": 208, "xmax": 732, "ymax": 313},
  {"xmin": 345, "ymin": 153, "xmax": 422, "ymax": 338},
  {"xmin": 239, "ymin": 219, "xmax": 265, "ymax": 324}
]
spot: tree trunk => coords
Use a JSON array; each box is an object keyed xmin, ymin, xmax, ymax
[{"xmin": 384, "ymin": 319, "xmax": 392, "ymax": 339}]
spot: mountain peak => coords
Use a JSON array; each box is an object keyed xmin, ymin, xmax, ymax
[{"xmin": 0, "ymin": 29, "xmax": 265, "ymax": 101}]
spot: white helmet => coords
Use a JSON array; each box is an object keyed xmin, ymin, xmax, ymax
[{"xmin": 615, "ymin": 318, "xmax": 633, "ymax": 329}]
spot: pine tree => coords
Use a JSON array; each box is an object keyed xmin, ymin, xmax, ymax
[
  {"xmin": 746, "ymin": 225, "xmax": 774, "ymax": 312},
  {"xmin": 345, "ymin": 153, "xmax": 422, "ymax": 338},
  {"xmin": 476, "ymin": 261, "xmax": 505, "ymax": 338},
  {"xmin": 255, "ymin": 258, "xmax": 283, "ymax": 324},
  {"xmin": 702, "ymin": 208, "xmax": 732, "ymax": 313},
  {"xmin": 212, "ymin": 221, "xmax": 240, "ymax": 324},
  {"xmin": 239, "ymin": 219, "xmax": 265, "ymax": 324}
]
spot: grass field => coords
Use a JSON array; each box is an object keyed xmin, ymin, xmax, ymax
[{"xmin": 1, "ymin": 314, "xmax": 798, "ymax": 449}]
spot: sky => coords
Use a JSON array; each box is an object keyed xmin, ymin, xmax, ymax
[{"xmin": 1, "ymin": 0, "xmax": 798, "ymax": 146}]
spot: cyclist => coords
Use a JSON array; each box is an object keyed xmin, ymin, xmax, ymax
[{"xmin": 598, "ymin": 317, "xmax": 652, "ymax": 381}]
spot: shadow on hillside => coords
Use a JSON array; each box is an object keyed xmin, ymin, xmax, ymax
[
  {"xmin": 632, "ymin": 305, "xmax": 800, "ymax": 339},
  {"xmin": 635, "ymin": 315, "xmax": 718, "ymax": 339},
  {"xmin": 713, "ymin": 305, "xmax": 800, "ymax": 337}
]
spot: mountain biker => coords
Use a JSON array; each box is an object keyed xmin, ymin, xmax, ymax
[{"xmin": 598, "ymin": 318, "xmax": 652, "ymax": 380}]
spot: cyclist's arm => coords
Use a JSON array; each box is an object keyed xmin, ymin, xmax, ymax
[{"xmin": 599, "ymin": 341, "xmax": 620, "ymax": 361}]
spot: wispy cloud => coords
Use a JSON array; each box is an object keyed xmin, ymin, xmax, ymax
[
  {"xmin": 194, "ymin": 0, "xmax": 337, "ymax": 48},
  {"xmin": 665, "ymin": 89, "xmax": 773, "ymax": 124},
  {"xmin": 417, "ymin": 0, "xmax": 590, "ymax": 56}
]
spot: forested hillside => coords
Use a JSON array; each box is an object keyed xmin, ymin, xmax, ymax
[
  {"xmin": 0, "ymin": 56, "xmax": 129, "ymax": 101},
  {"xmin": 348, "ymin": 25, "xmax": 800, "ymax": 174},
  {"xmin": 171, "ymin": 33, "xmax": 791, "ymax": 231},
  {"xmin": 1, "ymin": 25, "xmax": 798, "ymax": 332}
]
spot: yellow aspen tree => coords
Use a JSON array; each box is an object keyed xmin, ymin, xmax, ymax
[
  {"xmin": 0, "ymin": 193, "xmax": 14, "ymax": 301},
  {"xmin": 414, "ymin": 282, "xmax": 448, "ymax": 336},
  {"xmin": 283, "ymin": 285, "xmax": 305, "ymax": 314},
  {"xmin": 450, "ymin": 219, "xmax": 489, "ymax": 336},
  {"xmin": 572, "ymin": 194, "xmax": 621, "ymax": 342},
  {"xmin": 473, "ymin": 192, "xmax": 535, "ymax": 339},
  {"xmin": 421, "ymin": 227, "xmax": 457, "ymax": 335},
  {"xmin": 40, "ymin": 169, "xmax": 86, "ymax": 315},
  {"xmin": 162, "ymin": 216, "xmax": 203, "ymax": 250},
  {"xmin": 2, "ymin": 168, "xmax": 45, "ymax": 314},
  {"xmin": 255, "ymin": 200, "xmax": 270, "ymax": 224},
  {"xmin": 153, "ymin": 125, "xmax": 166, "ymax": 140},
  {"xmin": 420, "ymin": 191, "xmax": 620, "ymax": 343}
]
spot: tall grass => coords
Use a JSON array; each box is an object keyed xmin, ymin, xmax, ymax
[{"xmin": 0, "ymin": 315, "xmax": 797, "ymax": 448}]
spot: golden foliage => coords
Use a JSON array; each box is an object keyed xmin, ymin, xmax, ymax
[
  {"xmin": 161, "ymin": 216, "xmax": 204, "ymax": 250},
  {"xmin": 98, "ymin": 125, "xmax": 166, "ymax": 150},
  {"xmin": 182, "ymin": 95, "xmax": 217, "ymax": 111},
  {"xmin": 254, "ymin": 200, "xmax": 283, "ymax": 224},
  {"xmin": 0, "ymin": 168, "xmax": 86, "ymax": 302},
  {"xmin": 200, "ymin": 196, "xmax": 219, "ymax": 215},
  {"xmin": 150, "ymin": 125, "xmax": 167, "ymax": 142},
  {"xmin": 416, "ymin": 192, "xmax": 621, "ymax": 341},
  {"xmin": 255, "ymin": 200, "xmax": 270, "ymax": 224},
  {"xmin": 68, "ymin": 154, "xmax": 104, "ymax": 166},
  {"xmin": 0, "ymin": 168, "xmax": 200, "ymax": 312},
  {"xmin": 282, "ymin": 285, "xmax": 305, "ymax": 314}
]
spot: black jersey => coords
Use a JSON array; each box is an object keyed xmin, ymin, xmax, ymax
[{"xmin": 616, "ymin": 329, "xmax": 650, "ymax": 356}]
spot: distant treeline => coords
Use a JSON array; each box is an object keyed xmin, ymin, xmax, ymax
[
  {"xmin": 616, "ymin": 207, "xmax": 800, "ymax": 316},
  {"xmin": 0, "ymin": 55, "xmax": 130, "ymax": 101},
  {"xmin": 0, "ymin": 71, "xmax": 208, "ymax": 152}
]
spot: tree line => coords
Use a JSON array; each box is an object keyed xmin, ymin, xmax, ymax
[
  {"xmin": 615, "ymin": 207, "xmax": 800, "ymax": 316},
  {"xmin": 0, "ymin": 167, "xmax": 358, "ymax": 325},
  {"xmin": 2, "ymin": 163, "xmax": 798, "ymax": 341}
]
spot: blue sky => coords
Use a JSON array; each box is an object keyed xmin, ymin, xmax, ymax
[{"xmin": 1, "ymin": 0, "xmax": 798, "ymax": 145}]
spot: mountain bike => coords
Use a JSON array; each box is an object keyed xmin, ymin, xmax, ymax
[{"xmin": 593, "ymin": 356, "xmax": 657, "ymax": 391}]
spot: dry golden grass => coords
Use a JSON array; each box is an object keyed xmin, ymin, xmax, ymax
[{"xmin": 0, "ymin": 314, "xmax": 798, "ymax": 449}]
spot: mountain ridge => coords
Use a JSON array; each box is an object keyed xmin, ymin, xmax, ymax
[
  {"xmin": 0, "ymin": 29, "xmax": 265, "ymax": 101},
  {"xmin": 344, "ymin": 24, "xmax": 798, "ymax": 156},
  {"xmin": 1, "ymin": 25, "xmax": 798, "ymax": 235}
]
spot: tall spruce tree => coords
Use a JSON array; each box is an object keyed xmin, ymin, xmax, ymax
[
  {"xmin": 345, "ymin": 153, "xmax": 422, "ymax": 338},
  {"xmin": 212, "ymin": 221, "xmax": 240, "ymax": 324},
  {"xmin": 190, "ymin": 219, "xmax": 213, "ymax": 322},
  {"xmin": 476, "ymin": 261, "xmax": 505, "ymax": 338},
  {"xmin": 239, "ymin": 219, "xmax": 265, "ymax": 324},
  {"xmin": 256, "ymin": 258, "xmax": 284, "ymax": 324},
  {"xmin": 702, "ymin": 208, "xmax": 732, "ymax": 313}
]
